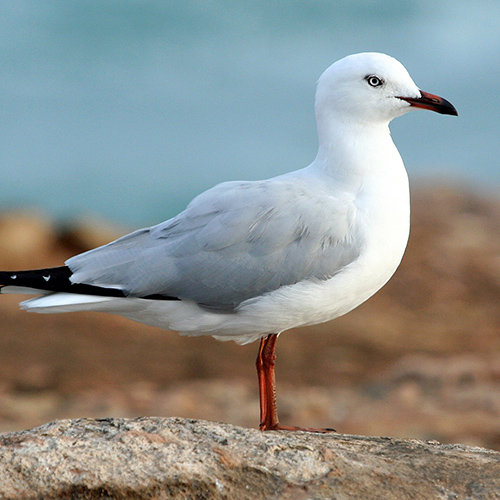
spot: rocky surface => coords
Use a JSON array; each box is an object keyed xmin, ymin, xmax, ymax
[
  {"xmin": 1, "ymin": 185, "xmax": 500, "ymax": 450},
  {"xmin": 1, "ymin": 417, "xmax": 500, "ymax": 500}
]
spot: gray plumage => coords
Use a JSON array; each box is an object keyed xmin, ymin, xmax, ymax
[{"xmin": 67, "ymin": 175, "xmax": 359, "ymax": 311}]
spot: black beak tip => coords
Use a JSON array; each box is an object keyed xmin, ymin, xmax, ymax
[{"xmin": 439, "ymin": 98, "xmax": 458, "ymax": 117}]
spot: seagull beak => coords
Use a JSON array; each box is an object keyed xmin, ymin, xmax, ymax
[{"xmin": 398, "ymin": 90, "xmax": 458, "ymax": 116}]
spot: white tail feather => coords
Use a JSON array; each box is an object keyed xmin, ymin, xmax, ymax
[{"xmin": 21, "ymin": 293, "xmax": 119, "ymax": 313}]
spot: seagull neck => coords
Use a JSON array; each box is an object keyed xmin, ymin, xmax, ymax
[{"xmin": 313, "ymin": 118, "xmax": 400, "ymax": 181}]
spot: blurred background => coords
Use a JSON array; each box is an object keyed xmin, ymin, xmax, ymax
[{"xmin": 1, "ymin": 0, "xmax": 500, "ymax": 449}]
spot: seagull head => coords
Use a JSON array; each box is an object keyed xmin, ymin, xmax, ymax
[{"xmin": 315, "ymin": 52, "xmax": 457, "ymax": 126}]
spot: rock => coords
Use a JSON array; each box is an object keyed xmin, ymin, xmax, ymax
[
  {"xmin": 58, "ymin": 216, "xmax": 128, "ymax": 253},
  {"xmin": 0, "ymin": 211, "xmax": 60, "ymax": 269},
  {"xmin": 1, "ymin": 417, "xmax": 499, "ymax": 500}
]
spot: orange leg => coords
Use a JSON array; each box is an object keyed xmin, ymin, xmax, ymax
[{"xmin": 256, "ymin": 333, "xmax": 336, "ymax": 433}]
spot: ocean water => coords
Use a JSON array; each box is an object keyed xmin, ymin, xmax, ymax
[{"xmin": 0, "ymin": 0, "xmax": 498, "ymax": 226}]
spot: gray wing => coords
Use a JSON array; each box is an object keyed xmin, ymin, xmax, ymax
[{"xmin": 67, "ymin": 177, "xmax": 360, "ymax": 310}]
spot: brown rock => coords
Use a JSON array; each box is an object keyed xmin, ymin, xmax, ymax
[
  {"xmin": 58, "ymin": 216, "xmax": 128, "ymax": 254},
  {"xmin": 0, "ymin": 211, "xmax": 59, "ymax": 269},
  {"xmin": 1, "ymin": 417, "xmax": 499, "ymax": 500}
]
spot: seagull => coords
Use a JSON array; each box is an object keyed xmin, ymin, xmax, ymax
[{"xmin": 0, "ymin": 53, "xmax": 457, "ymax": 432}]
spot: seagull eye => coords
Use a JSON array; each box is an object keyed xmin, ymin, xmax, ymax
[{"xmin": 366, "ymin": 75, "xmax": 383, "ymax": 88}]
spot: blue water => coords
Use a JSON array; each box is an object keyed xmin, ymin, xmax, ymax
[{"xmin": 0, "ymin": 0, "xmax": 498, "ymax": 226}]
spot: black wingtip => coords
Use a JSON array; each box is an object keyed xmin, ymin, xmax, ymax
[
  {"xmin": 0, "ymin": 267, "xmax": 126, "ymax": 297},
  {"xmin": 0, "ymin": 266, "xmax": 181, "ymax": 301}
]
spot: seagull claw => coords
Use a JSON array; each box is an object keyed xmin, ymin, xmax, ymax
[{"xmin": 261, "ymin": 423, "xmax": 336, "ymax": 433}]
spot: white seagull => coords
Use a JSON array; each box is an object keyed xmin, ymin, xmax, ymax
[{"xmin": 0, "ymin": 53, "xmax": 457, "ymax": 432}]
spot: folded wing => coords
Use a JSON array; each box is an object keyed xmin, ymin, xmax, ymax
[{"xmin": 67, "ymin": 177, "xmax": 360, "ymax": 311}]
